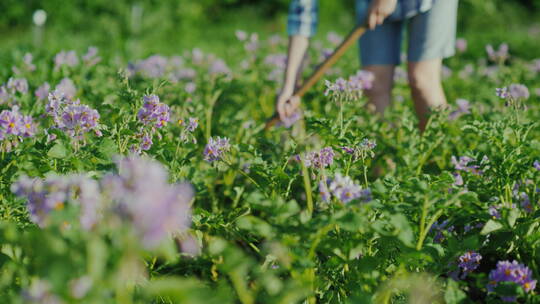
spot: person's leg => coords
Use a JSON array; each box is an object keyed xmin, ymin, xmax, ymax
[
  {"xmin": 407, "ymin": 0, "xmax": 458, "ymax": 130},
  {"xmin": 356, "ymin": 0, "xmax": 403, "ymax": 115},
  {"xmin": 363, "ymin": 65, "xmax": 395, "ymax": 114},
  {"xmin": 407, "ymin": 59, "xmax": 446, "ymax": 130}
]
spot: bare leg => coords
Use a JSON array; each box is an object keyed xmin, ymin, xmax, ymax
[
  {"xmin": 364, "ymin": 65, "xmax": 395, "ymax": 115},
  {"xmin": 407, "ymin": 59, "xmax": 447, "ymax": 131}
]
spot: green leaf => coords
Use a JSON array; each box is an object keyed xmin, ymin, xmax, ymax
[
  {"xmin": 507, "ymin": 208, "xmax": 519, "ymax": 228},
  {"xmin": 480, "ymin": 220, "xmax": 503, "ymax": 235},
  {"xmin": 47, "ymin": 142, "xmax": 68, "ymax": 158},
  {"xmin": 444, "ymin": 279, "xmax": 466, "ymax": 304}
]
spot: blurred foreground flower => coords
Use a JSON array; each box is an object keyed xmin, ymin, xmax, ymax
[
  {"xmin": 102, "ymin": 155, "xmax": 193, "ymax": 248},
  {"xmin": 12, "ymin": 174, "xmax": 101, "ymax": 230}
]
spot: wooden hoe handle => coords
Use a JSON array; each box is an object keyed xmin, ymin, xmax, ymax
[{"xmin": 265, "ymin": 25, "xmax": 368, "ymax": 129}]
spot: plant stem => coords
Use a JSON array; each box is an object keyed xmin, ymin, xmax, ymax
[{"xmin": 300, "ymin": 156, "xmax": 313, "ymax": 216}]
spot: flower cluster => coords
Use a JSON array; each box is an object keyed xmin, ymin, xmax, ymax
[
  {"xmin": 82, "ymin": 46, "xmax": 101, "ymax": 67},
  {"xmin": 430, "ymin": 220, "xmax": 455, "ymax": 243},
  {"xmin": 456, "ymin": 38, "xmax": 467, "ymax": 53},
  {"xmin": 179, "ymin": 117, "xmax": 199, "ymax": 144},
  {"xmin": 451, "ymin": 155, "xmax": 487, "ymax": 175},
  {"xmin": 458, "ymin": 251, "xmax": 482, "ymax": 278},
  {"xmin": 46, "ymin": 90, "xmax": 102, "ymax": 141},
  {"xmin": 55, "ymin": 77, "xmax": 77, "ymax": 99},
  {"xmin": 324, "ymin": 70, "xmax": 374, "ymax": 102},
  {"xmin": 264, "ymin": 53, "xmax": 287, "ymax": 82},
  {"xmin": 137, "ymin": 94, "xmax": 170, "ymax": 128},
  {"xmin": 236, "ymin": 30, "xmax": 259, "ymax": 52},
  {"xmin": 0, "ymin": 77, "xmax": 29, "ymax": 104},
  {"xmin": 102, "ymin": 155, "xmax": 193, "ymax": 248},
  {"xmin": 203, "ymin": 136, "xmax": 231, "ymax": 162},
  {"xmin": 11, "ymin": 174, "xmax": 101, "ymax": 230},
  {"xmin": 448, "ymin": 99, "xmax": 471, "ymax": 120},
  {"xmin": 486, "ymin": 43, "xmax": 509, "ymax": 63},
  {"xmin": 319, "ymin": 173, "xmax": 371, "ymax": 203},
  {"xmin": 497, "ymin": 84, "xmax": 530, "ymax": 107},
  {"xmin": 12, "ymin": 53, "xmax": 36, "ymax": 74},
  {"xmin": 487, "ymin": 260, "xmax": 537, "ymax": 301},
  {"xmin": 302, "ymin": 147, "xmax": 335, "ymax": 170},
  {"xmin": 342, "ymin": 138, "xmax": 377, "ymax": 161},
  {"xmin": 0, "ymin": 106, "xmax": 36, "ymax": 151},
  {"xmin": 35, "ymin": 82, "xmax": 50, "ymax": 100},
  {"xmin": 132, "ymin": 94, "xmax": 170, "ymax": 152},
  {"xmin": 54, "ymin": 50, "xmax": 79, "ymax": 70}
]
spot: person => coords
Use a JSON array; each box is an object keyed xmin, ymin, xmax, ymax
[{"xmin": 276, "ymin": 0, "xmax": 458, "ymax": 130}]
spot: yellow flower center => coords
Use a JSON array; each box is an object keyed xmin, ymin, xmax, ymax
[{"xmin": 54, "ymin": 202, "xmax": 64, "ymax": 210}]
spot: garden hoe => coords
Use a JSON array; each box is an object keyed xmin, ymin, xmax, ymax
[{"xmin": 264, "ymin": 24, "xmax": 368, "ymax": 130}]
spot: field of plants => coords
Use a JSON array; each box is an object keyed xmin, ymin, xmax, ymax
[{"xmin": 0, "ymin": 1, "xmax": 540, "ymax": 303}]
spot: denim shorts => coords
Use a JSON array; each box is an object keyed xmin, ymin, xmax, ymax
[{"xmin": 356, "ymin": 0, "xmax": 458, "ymax": 65}]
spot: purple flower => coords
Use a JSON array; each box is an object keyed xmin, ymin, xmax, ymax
[
  {"xmin": 7, "ymin": 77, "xmax": 29, "ymax": 94},
  {"xmin": 496, "ymin": 87, "xmax": 509, "ymax": 99},
  {"xmin": 69, "ymin": 276, "xmax": 92, "ymax": 299},
  {"xmin": 304, "ymin": 147, "xmax": 335, "ymax": 170},
  {"xmin": 327, "ymin": 31, "xmax": 342, "ymax": 45},
  {"xmin": 451, "ymin": 156, "xmax": 483, "ymax": 175},
  {"xmin": 430, "ymin": 220, "xmax": 454, "ymax": 243},
  {"xmin": 244, "ymin": 33, "xmax": 259, "ymax": 52},
  {"xmin": 209, "ymin": 59, "xmax": 231, "ymax": 76},
  {"xmin": 102, "ymin": 155, "xmax": 193, "ymax": 248},
  {"xmin": 341, "ymin": 138, "xmax": 376, "ymax": 161},
  {"xmin": 46, "ymin": 90, "xmax": 101, "ymax": 140},
  {"xmin": 318, "ymin": 179, "xmax": 331, "ymax": 202},
  {"xmin": 54, "ymin": 50, "xmax": 79, "ymax": 69},
  {"xmin": 55, "ymin": 77, "xmax": 77, "ymax": 99},
  {"xmin": 327, "ymin": 173, "xmax": 370, "ymax": 203},
  {"xmin": 35, "ymin": 82, "xmax": 50, "ymax": 100},
  {"xmin": 449, "ymin": 99, "xmax": 471, "ymax": 120},
  {"xmin": 486, "ymin": 43, "xmax": 509, "ymax": 63},
  {"xmin": 140, "ymin": 133, "xmax": 153, "ymax": 151},
  {"xmin": 488, "ymin": 204, "xmax": 501, "ymax": 219},
  {"xmin": 186, "ymin": 117, "xmax": 198, "ymax": 132},
  {"xmin": 203, "ymin": 136, "xmax": 231, "ymax": 162},
  {"xmin": 458, "ymin": 251, "xmax": 482, "ymax": 278},
  {"xmin": 185, "ymin": 82, "xmax": 196, "ymax": 94},
  {"xmin": 277, "ymin": 111, "xmax": 301, "ymax": 128},
  {"xmin": 452, "ymin": 173, "xmax": 464, "ymax": 187},
  {"xmin": 129, "ymin": 55, "xmax": 168, "ymax": 78},
  {"xmin": 82, "ymin": 46, "xmax": 101, "ymax": 67},
  {"xmin": 268, "ymin": 34, "xmax": 283, "ymax": 46},
  {"xmin": 508, "ymin": 84, "xmax": 530, "ymax": 100},
  {"xmin": 235, "ymin": 30, "xmax": 247, "ymax": 41},
  {"xmin": 0, "ymin": 107, "xmax": 36, "ymax": 145},
  {"xmin": 264, "ymin": 54, "xmax": 287, "ymax": 69},
  {"xmin": 22, "ymin": 279, "xmax": 61, "ymax": 304},
  {"xmin": 325, "ymin": 70, "xmax": 373, "ymax": 100},
  {"xmin": 534, "ymin": 160, "xmax": 540, "ymax": 171},
  {"xmin": 11, "ymin": 174, "xmax": 101, "ymax": 230},
  {"xmin": 456, "ymin": 38, "xmax": 467, "ymax": 53},
  {"xmin": 137, "ymin": 94, "xmax": 170, "ymax": 128},
  {"xmin": 488, "ymin": 260, "xmax": 537, "ymax": 300}
]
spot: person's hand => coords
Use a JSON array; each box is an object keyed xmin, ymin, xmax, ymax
[
  {"xmin": 276, "ymin": 91, "xmax": 301, "ymax": 123},
  {"xmin": 367, "ymin": 0, "xmax": 397, "ymax": 30}
]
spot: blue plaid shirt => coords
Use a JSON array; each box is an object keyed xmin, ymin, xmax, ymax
[{"xmin": 288, "ymin": 0, "xmax": 434, "ymax": 37}]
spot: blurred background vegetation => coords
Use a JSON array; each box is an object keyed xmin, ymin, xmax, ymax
[{"xmin": 0, "ymin": 0, "xmax": 538, "ymax": 62}]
